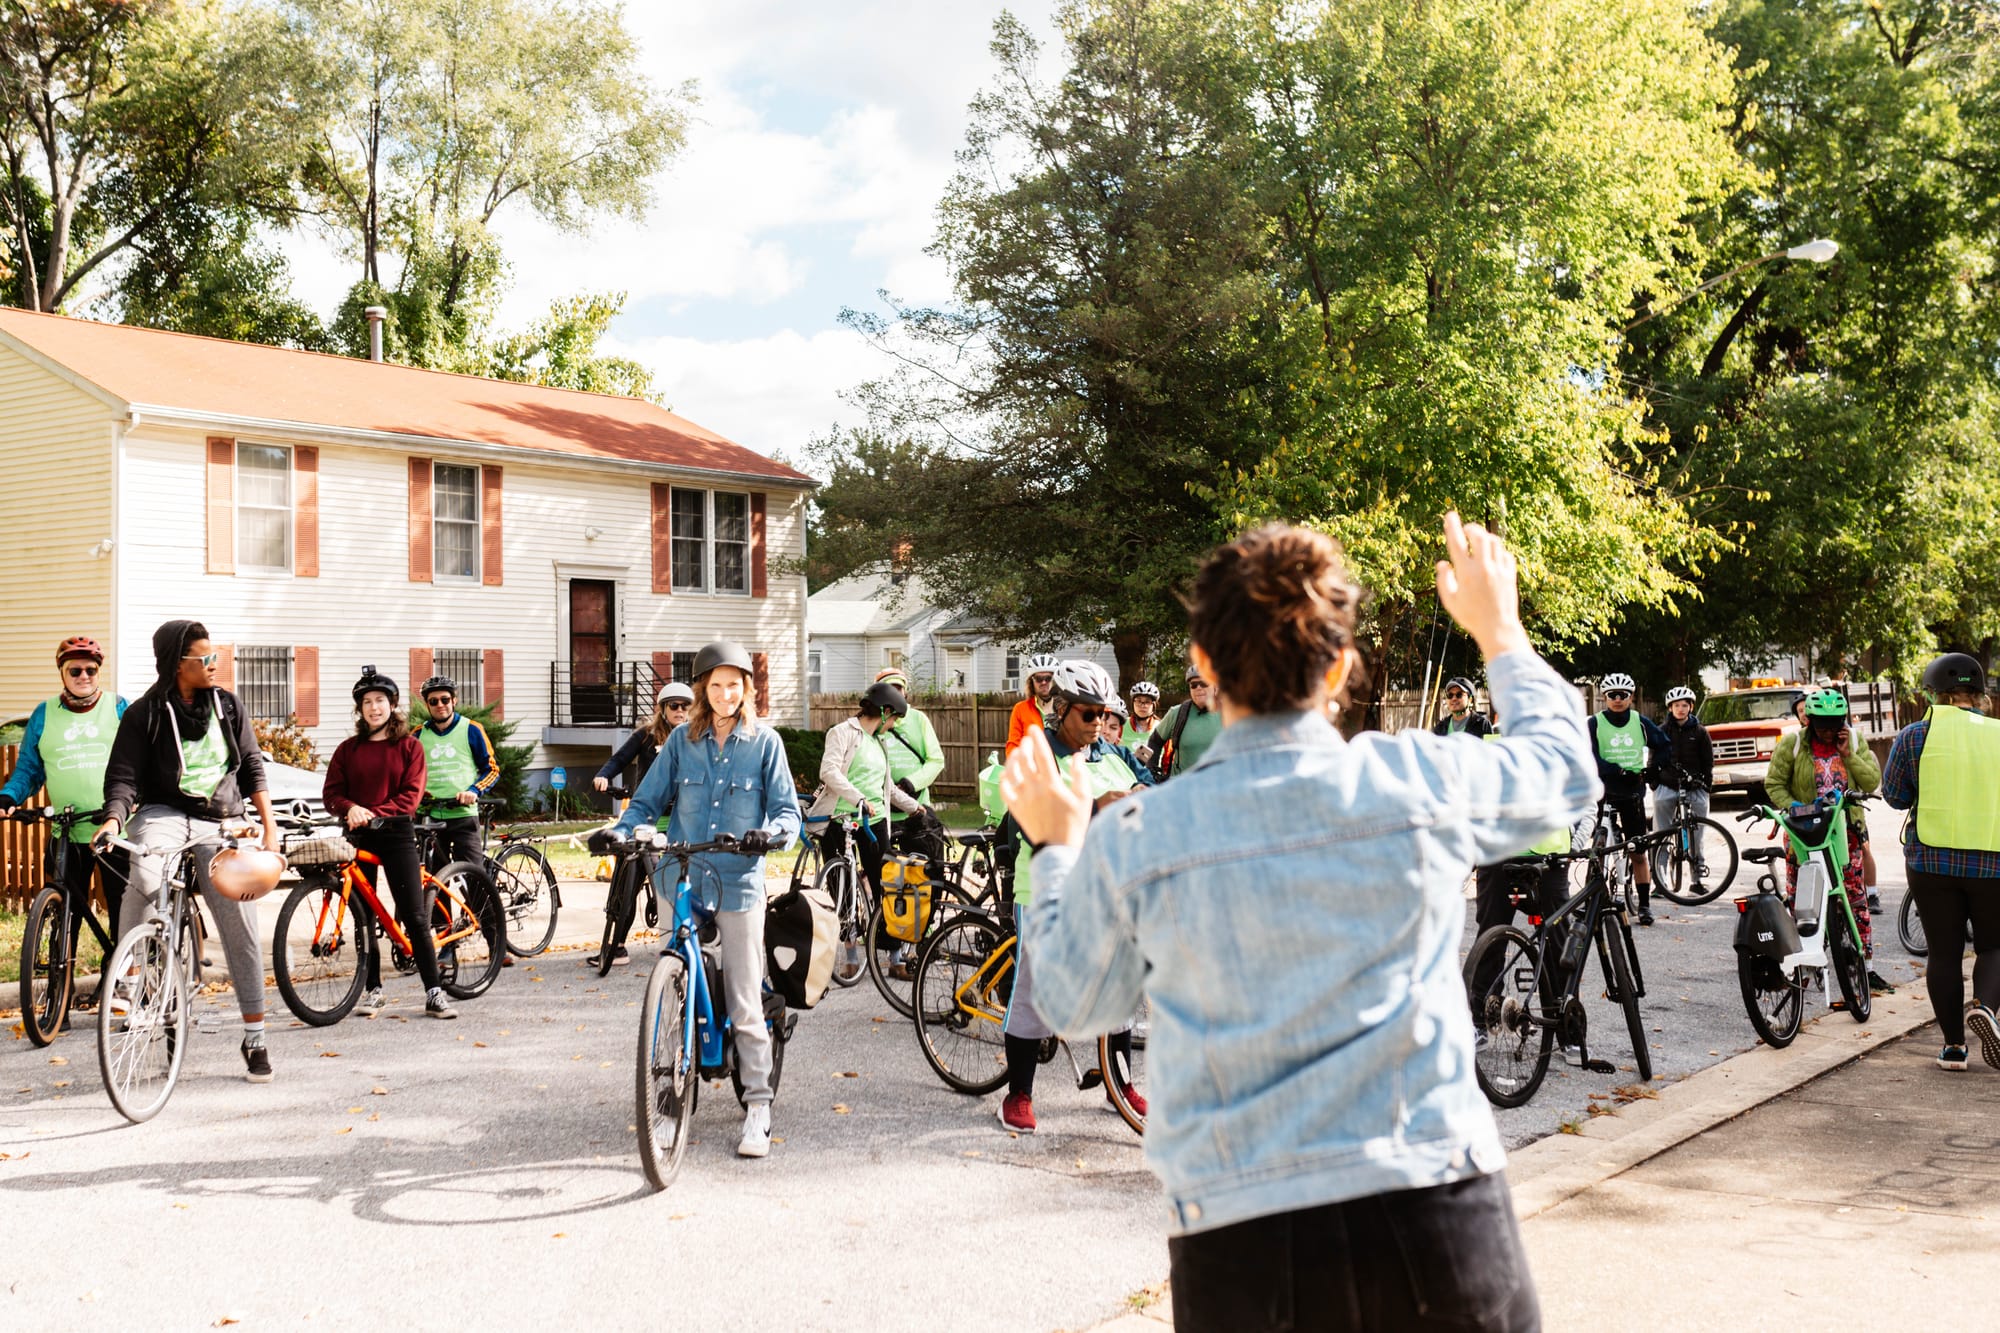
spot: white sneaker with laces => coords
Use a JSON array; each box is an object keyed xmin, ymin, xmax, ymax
[
  {"xmin": 738, "ymin": 1103, "xmax": 772, "ymax": 1158},
  {"xmin": 357, "ymin": 988, "xmax": 386, "ymax": 1017}
]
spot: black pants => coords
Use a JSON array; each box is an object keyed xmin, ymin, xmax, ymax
[
  {"xmin": 1909, "ymin": 870, "xmax": 2000, "ymax": 1046},
  {"xmin": 55, "ymin": 839, "xmax": 124, "ymax": 951},
  {"xmin": 1169, "ymin": 1174, "xmax": 1540, "ymax": 1333},
  {"xmin": 352, "ymin": 821, "xmax": 441, "ymax": 991},
  {"xmin": 1469, "ymin": 859, "xmax": 1570, "ymax": 1003},
  {"xmin": 424, "ymin": 816, "xmax": 483, "ymax": 873}
]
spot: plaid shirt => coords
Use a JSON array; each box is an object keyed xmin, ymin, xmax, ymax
[{"xmin": 1881, "ymin": 715, "xmax": 2000, "ymax": 879}]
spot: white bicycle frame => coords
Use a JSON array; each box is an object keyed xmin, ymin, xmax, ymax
[{"xmin": 1782, "ymin": 848, "xmax": 1834, "ymax": 974}]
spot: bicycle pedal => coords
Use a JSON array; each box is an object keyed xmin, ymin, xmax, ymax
[{"xmin": 1583, "ymin": 1058, "xmax": 1616, "ymax": 1074}]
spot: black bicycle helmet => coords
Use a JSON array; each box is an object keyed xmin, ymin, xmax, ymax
[
  {"xmin": 1922, "ymin": 652, "xmax": 1987, "ymax": 700},
  {"xmin": 859, "ymin": 682, "xmax": 908, "ymax": 718},
  {"xmin": 419, "ymin": 674, "xmax": 457, "ymax": 698},
  {"xmin": 352, "ymin": 664, "xmax": 400, "ymax": 705},
  {"xmin": 692, "ymin": 640, "xmax": 754, "ymax": 680}
]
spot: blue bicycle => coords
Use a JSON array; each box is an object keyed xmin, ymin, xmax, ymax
[{"xmin": 626, "ymin": 828, "xmax": 796, "ymax": 1190}]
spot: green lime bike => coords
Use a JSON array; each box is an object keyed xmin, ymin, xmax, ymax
[{"xmin": 1732, "ymin": 788, "xmax": 1872, "ymax": 1048}]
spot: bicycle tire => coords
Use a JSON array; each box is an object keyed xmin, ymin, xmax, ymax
[
  {"xmin": 1618, "ymin": 909, "xmax": 1646, "ymax": 998},
  {"xmin": 433, "ymin": 862, "xmax": 505, "ymax": 1000},
  {"xmin": 1831, "ymin": 909, "xmax": 1871, "ymax": 1022},
  {"xmin": 864, "ymin": 878, "xmax": 975, "ymax": 1019},
  {"xmin": 96, "ymin": 921, "xmax": 189, "ymax": 1124},
  {"xmin": 1898, "ymin": 890, "xmax": 1927, "ymax": 958},
  {"xmin": 1600, "ymin": 917, "xmax": 1652, "ymax": 1082},
  {"xmin": 636, "ymin": 952, "xmax": 696, "ymax": 1192},
  {"xmin": 492, "ymin": 843, "xmax": 559, "ymax": 957},
  {"xmin": 1100, "ymin": 996, "xmax": 1148, "ymax": 1137},
  {"xmin": 911, "ymin": 913, "xmax": 1013, "ymax": 1095},
  {"xmin": 1653, "ymin": 817, "xmax": 1738, "ymax": 906},
  {"xmin": 1738, "ymin": 952, "xmax": 1804, "ymax": 1049},
  {"xmin": 819, "ymin": 858, "xmax": 866, "ymax": 988},
  {"xmin": 21, "ymin": 887, "xmax": 72, "ymax": 1046},
  {"xmin": 273, "ymin": 876, "xmax": 367, "ymax": 1026},
  {"xmin": 1462, "ymin": 925, "xmax": 1555, "ymax": 1108}
]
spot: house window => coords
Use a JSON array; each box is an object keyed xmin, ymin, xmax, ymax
[
  {"xmin": 434, "ymin": 463, "xmax": 480, "ymax": 580},
  {"xmin": 670, "ymin": 488, "xmax": 751, "ymax": 596},
  {"xmin": 433, "ymin": 648, "xmax": 482, "ymax": 707},
  {"xmin": 670, "ymin": 651, "xmax": 698, "ymax": 686},
  {"xmin": 237, "ymin": 444, "xmax": 292, "ymax": 571},
  {"xmin": 238, "ymin": 646, "xmax": 293, "ymax": 722},
  {"xmin": 883, "ymin": 646, "xmax": 906, "ymax": 668},
  {"xmin": 807, "ymin": 650, "xmax": 822, "ymax": 695},
  {"xmin": 1003, "ymin": 652, "xmax": 1021, "ymax": 693}
]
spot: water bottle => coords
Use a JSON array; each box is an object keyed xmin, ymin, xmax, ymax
[{"xmin": 1559, "ymin": 923, "xmax": 1590, "ymax": 976}]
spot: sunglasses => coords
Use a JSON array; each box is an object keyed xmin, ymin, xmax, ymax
[
  {"xmin": 663, "ymin": 700, "xmax": 690, "ymax": 710},
  {"xmin": 1030, "ymin": 674, "xmax": 1053, "ymax": 685},
  {"xmin": 183, "ymin": 652, "xmax": 219, "ymax": 668},
  {"xmin": 1604, "ymin": 691, "xmax": 1632, "ymax": 701},
  {"xmin": 1444, "ymin": 689, "xmax": 1466, "ymax": 699},
  {"xmin": 64, "ymin": 664, "xmax": 99, "ymax": 678},
  {"xmin": 1069, "ymin": 706, "xmax": 1107, "ymax": 723},
  {"xmin": 425, "ymin": 695, "xmax": 454, "ymax": 707}
]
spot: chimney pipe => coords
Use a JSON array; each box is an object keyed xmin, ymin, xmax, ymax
[{"xmin": 363, "ymin": 305, "xmax": 387, "ymax": 363}]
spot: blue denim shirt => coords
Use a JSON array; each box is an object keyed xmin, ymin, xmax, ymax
[
  {"xmin": 1023, "ymin": 650, "xmax": 1600, "ymax": 1235},
  {"xmin": 614, "ymin": 719, "xmax": 801, "ymax": 914}
]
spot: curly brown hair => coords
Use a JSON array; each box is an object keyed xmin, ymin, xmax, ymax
[{"xmin": 1188, "ymin": 525, "xmax": 1361, "ymax": 713}]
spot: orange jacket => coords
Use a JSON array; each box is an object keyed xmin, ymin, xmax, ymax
[{"xmin": 1006, "ymin": 698, "xmax": 1046, "ymax": 756}]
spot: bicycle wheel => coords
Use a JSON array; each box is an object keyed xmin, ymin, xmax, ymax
[
  {"xmin": 273, "ymin": 875, "xmax": 366, "ymax": 1026},
  {"xmin": 1599, "ymin": 918, "xmax": 1652, "ymax": 1082},
  {"xmin": 864, "ymin": 879, "xmax": 975, "ymax": 1019},
  {"xmin": 96, "ymin": 921, "xmax": 189, "ymax": 1124},
  {"xmin": 21, "ymin": 887, "xmax": 72, "ymax": 1047},
  {"xmin": 820, "ymin": 859, "xmax": 866, "ymax": 988},
  {"xmin": 911, "ymin": 913, "xmax": 1013, "ymax": 1095},
  {"xmin": 636, "ymin": 952, "xmax": 697, "ymax": 1192},
  {"xmin": 1100, "ymin": 996, "xmax": 1148, "ymax": 1137},
  {"xmin": 1898, "ymin": 891, "xmax": 1928, "ymax": 958},
  {"xmin": 1462, "ymin": 925, "xmax": 1555, "ymax": 1108},
  {"xmin": 491, "ymin": 843, "xmax": 559, "ymax": 957},
  {"xmin": 598, "ymin": 856, "xmax": 640, "ymax": 978},
  {"xmin": 433, "ymin": 862, "xmax": 504, "ymax": 1000},
  {"xmin": 1653, "ymin": 817, "xmax": 1738, "ymax": 905},
  {"xmin": 1831, "ymin": 911, "xmax": 1871, "ymax": 1022},
  {"xmin": 1738, "ymin": 952, "xmax": 1805, "ymax": 1048}
]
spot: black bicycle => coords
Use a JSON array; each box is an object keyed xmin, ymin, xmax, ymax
[
  {"xmin": 1647, "ymin": 774, "xmax": 1739, "ymax": 906},
  {"xmin": 1898, "ymin": 889, "xmax": 1927, "ymax": 957},
  {"xmin": 12, "ymin": 805, "xmax": 121, "ymax": 1046},
  {"xmin": 594, "ymin": 788, "xmax": 659, "ymax": 978},
  {"xmin": 469, "ymin": 800, "xmax": 561, "ymax": 957}
]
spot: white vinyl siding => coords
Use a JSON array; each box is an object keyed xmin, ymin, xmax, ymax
[
  {"xmin": 433, "ymin": 462, "xmax": 479, "ymax": 580},
  {"xmin": 237, "ymin": 443, "xmax": 292, "ymax": 571}
]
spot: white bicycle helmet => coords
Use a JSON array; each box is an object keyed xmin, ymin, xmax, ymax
[
  {"xmin": 1025, "ymin": 653, "xmax": 1060, "ymax": 676},
  {"xmin": 1130, "ymin": 680, "xmax": 1161, "ymax": 700},
  {"xmin": 1600, "ymin": 673, "xmax": 1637, "ymax": 694},
  {"xmin": 657, "ymin": 680, "xmax": 694, "ymax": 705},
  {"xmin": 1664, "ymin": 685, "xmax": 1695, "ymax": 705},
  {"xmin": 1052, "ymin": 660, "xmax": 1116, "ymax": 707}
]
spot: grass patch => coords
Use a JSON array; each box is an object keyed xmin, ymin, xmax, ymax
[{"xmin": 0, "ymin": 907, "xmax": 21, "ymax": 986}]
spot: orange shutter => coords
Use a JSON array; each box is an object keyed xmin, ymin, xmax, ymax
[
  {"xmin": 410, "ymin": 647, "xmax": 434, "ymax": 693},
  {"xmin": 753, "ymin": 651, "xmax": 770, "ymax": 716},
  {"xmin": 214, "ymin": 644, "xmax": 235, "ymax": 691},
  {"xmin": 294, "ymin": 446, "xmax": 320, "ymax": 577},
  {"xmin": 651, "ymin": 650, "xmax": 674, "ymax": 683},
  {"xmin": 408, "ymin": 458, "xmax": 433, "ymax": 582},
  {"xmin": 206, "ymin": 437, "xmax": 235, "ymax": 574},
  {"xmin": 294, "ymin": 646, "xmax": 320, "ymax": 726},
  {"xmin": 750, "ymin": 492, "xmax": 767, "ymax": 598},
  {"xmin": 482, "ymin": 650, "xmax": 505, "ymax": 720},
  {"xmin": 481, "ymin": 464, "xmax": 503, "ymax": 586},
  {"xmin": 651, "ymin": 483, "xmax": 672, "ymax": 594}
]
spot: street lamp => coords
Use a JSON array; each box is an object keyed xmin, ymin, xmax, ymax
[{"xmin": 1624, "ymin": 238, "xmax": 1839, "ymax": 332}]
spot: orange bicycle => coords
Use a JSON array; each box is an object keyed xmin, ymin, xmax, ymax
[{"xmin": 271, "ymin": 819, "xmax": 504, "ymax": 1025}]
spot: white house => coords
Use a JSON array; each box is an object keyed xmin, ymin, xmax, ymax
[
  {"xmin": 806, "ymin": 568, "xmax": 1119, "ymax": 696},
  {"xmin": 0, "ymin": 310, "xmax": 815, "ymax": 784}
]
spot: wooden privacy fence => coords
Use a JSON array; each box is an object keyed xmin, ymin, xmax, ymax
[{"xmin": 0, "ymin": 745, "xmax": 51, "ymax": 908}]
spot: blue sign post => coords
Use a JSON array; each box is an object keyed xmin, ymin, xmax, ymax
[{"xmin": 549, "ymin": 766, "xmax": 567, "ymax": 820}]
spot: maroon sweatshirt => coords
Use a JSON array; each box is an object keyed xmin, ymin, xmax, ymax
[{"xmin": 323, "ymin": 734, "xmax": 427, "ymax": 820}]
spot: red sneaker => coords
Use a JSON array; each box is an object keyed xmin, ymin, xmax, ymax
[
  {"xmin": 1110, "ymin": 1083, "xmax": 1148, "ymax": 1118},
  {"xmin": 997, "ymin": 1093, "xmax": 1036, "ymax": 1134}
]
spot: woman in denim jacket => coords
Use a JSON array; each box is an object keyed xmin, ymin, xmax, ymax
[{"xmin": 1004, "ymin": 516, "xmax": 1598, "ymax": 1332}]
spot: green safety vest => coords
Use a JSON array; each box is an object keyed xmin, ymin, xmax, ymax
[
  {"xmin": 882, "ymin": 708, "xmax": 940, "ymax": 803},
  {"xmin": 1121, "ymin": 722, "xmax": 1152, "ymax": 749},
  {"xmin": 1012, "ymin": 746, "xmax": 1136, "ymax": 905},
  {"xmin": 38, "ymin": 693, "xmax": 116, "ymax": 842},
  {"xmin": 1916, "ymin": 706, "xmax": 2000, "ymax": 853},
  {"xmin": 179, "ymin": 709, "xmax": 229, "ymax": 801},
  {"xmin": 1487, "ymin": 731, "xmax": 1570, "ymax": 856},
  {"xmin": 420, "ymin": 717, "xmax": 479, "ymax": 819},
  {"xmin": 836, "ymin": 729, "xmax": 891, "ymax": 820},
  {"xmin": 1594, "ymin": 712, "xmax": 1646, "ymax": 773}
]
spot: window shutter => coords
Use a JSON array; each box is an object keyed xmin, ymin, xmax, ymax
[
  {"xmin": 482, "ymin": 649, "xmax": 505, "ymax": 720},
  {"xmin": 410, "ymin": 647, "xmax": 434, "ymax": 692},
  {"xmin": 205, "ymin": 437, "xmax": 235, "ymax": 574},
  {"xmin": 215, "ymin": 644, "xmax": 235, "ymax": 691},
  {"xmin": 294, "ymin": 446, "xmax": 320, "ymax": 577},
  {"xmin": 652, "ymin": 650, "xmax": 674, "ymax": 687},
  {"xmin": 409, "ymin": 458, "xmax": 434, "ymax": 583},
  {"xmin": 750, "ymin": 492, "xmax": 767, "ymax": 598},
  {"xmin": 651, "ymin": 483, "xmax": 672, "ymax": 594},
  {"xmin": 294, "ymin": 646, "xmax": 320, "ymax": 726},
  {"xmin": 753, "ymin": 651, "xmax": 770, "ymax": 716},
  {"xmin": 481, "ymin": 464, "xmax": 503, "ymax": 586}
]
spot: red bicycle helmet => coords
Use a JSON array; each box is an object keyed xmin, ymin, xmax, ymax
[{"xmin": 56, "ymin": 635, "xmax": 104, "ymax": 665}]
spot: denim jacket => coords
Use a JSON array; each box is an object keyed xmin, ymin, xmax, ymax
[
  {"xmin": 615, "ymin": 719, "xmax": 801, "ymax": 914},
  {"xmin": 1023, "ymin": 650, "xmax": 1600, "ymax": 1235}
]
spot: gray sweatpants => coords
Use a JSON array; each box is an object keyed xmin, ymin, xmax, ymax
[
  {"xmin": 717, "ymin": 904, "xmax": 773, "ymax": 1105},
  {"xmin": 119, "ymin": 807, "xmax": 267, "ymax": 1021}
]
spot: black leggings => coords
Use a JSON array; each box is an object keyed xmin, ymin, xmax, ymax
[
  {"xmin": 57, "ymin": 840, "xmax": 124, "ymax": 951},
  {"xmin": 1005, "ymin": 1030, "xmax": 1134, "ymax": 1099},
  {"xmin": 1468, "ymin": 859, "xmax": 1570, "ymax": 1004},
  {"xmin": 351, "ymin": 822, "xmax": 441, "ymax": 992},
  {"xmin": 1909, "ymin": 870, "xmax": 2000, "ymax": 1046}
]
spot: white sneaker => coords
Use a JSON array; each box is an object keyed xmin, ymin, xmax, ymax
[
  {"xmin": 737, "ymin": 1103, "xmax": 772, "ymax": 1158},
  {"xmin": 357, "ymin": 988, "xmax": 386, "ymax": 1017}
]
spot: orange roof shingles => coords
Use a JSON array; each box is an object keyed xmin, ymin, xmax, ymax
[{"xmin": 0, "ymin": 308, "xmax": 812, "ymax": 485}]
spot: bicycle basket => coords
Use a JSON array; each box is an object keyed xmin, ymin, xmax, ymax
[
  {"xmin": 284, "ymin": 832, "xmax": 357, "ymax": 867},
  {"xmin": 880, "ymin": 855, "xmax": 934, "ymax": 944}
]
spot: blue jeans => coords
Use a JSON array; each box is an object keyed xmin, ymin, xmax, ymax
[{"xmin": 1651, "ymin": 786, "xmax": 1710, "ymax": 867}]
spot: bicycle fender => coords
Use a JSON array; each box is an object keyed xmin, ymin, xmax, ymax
[{"xmin": 1734, "ymin": 892, "xmax": 1802, "ymax": 960}]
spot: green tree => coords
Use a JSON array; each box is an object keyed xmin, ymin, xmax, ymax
[
  {"xmin": 484, "ymin": 292, "xmax": 658, "ymax": 400},
  {"xmin": 117, "ymin": 212, "xmax": 330, "ymax": 348},
  {"xmin": 459, "ymin": 701, "xmax": 530, "ymax": 815}
]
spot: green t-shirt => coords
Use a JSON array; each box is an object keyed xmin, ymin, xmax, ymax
[
  {"xmin": 1161, "ymin": 703, "xmax": 1222, "ymax": 776},
  {"xmin": 179, "ymin": 710, "xmax": 229, "ymax": 801}
]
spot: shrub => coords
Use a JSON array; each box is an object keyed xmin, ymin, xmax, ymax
[
  {"xmin": 254, "ymin": 715, "xmax": 319, "ymax": 771},
  {"xmin": 774, "ymin": 725, "xmax": 824, "ymax": 795},
  {"xmin": 460, "ymin": 701, "xmax": 532, "ymax": 815}
]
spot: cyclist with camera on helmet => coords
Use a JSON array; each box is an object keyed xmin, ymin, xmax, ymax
[
  {"xmin": 810, "ymin": 681, "xmax": 925, "ymax": 897},
  {"xmin": 1591, "ymin": 673, "xmax": 1671, "ymax": 924},
  {"xmin": 1431, "ymin": 677, "xmax": 1493, "ymax": 737},
  {"xmin": 415, "ymin": 674, "xmax": 500, "ymax": 869},
  {"xmin": 1769, "ymin": 687, "xmax": 1889, "ymax": 992},
  {"xmin": 0, "ymin": 637, "xmax": 131, "ymax": 961},
  {"xmin": 1125, "ymin": 681, "xmax": 1161, "ymax": 749},
  {"xmin": 1652, "ymin": 685, "xmax": 1715, "ymax": 873},
  {"xmin": 323, "ymin": 667, "xmax": 457, "ymax": 1019},
  {"xmin": 995, "ymin": 660, "xmax": 1146, "ymax": 1135},
  {"xmin": 611, "ymin": 640, "xmax": 800, "ymax": 1157},
  {"xmin": 1007, "ymin": 654, "xmax": 1062, "ymax": 756},
  {"xmin": 1148, "ymin": 664, "xmax": 1223, "ymax": 781}
]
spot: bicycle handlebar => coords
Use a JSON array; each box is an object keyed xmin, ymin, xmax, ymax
[{"xmin": 7, "ymin": 804, "xmax": 107, "ymax": 829}]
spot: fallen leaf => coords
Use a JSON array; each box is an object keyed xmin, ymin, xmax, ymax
[
  {"xmin": 1708, "ymin": 1050, "xmax": 1720, "ymax": 1057},
  {"xmin": 498, "ymin": 1029, "xmax": 511, "ymax": 1037},
  {"xmin": 347, "ymin": 1106, "xmax": 362, "ymax": 1114},
  {"xmin": 367, "ymin": 1113, "xmax": 380, "ymax": 1122},
  {"xmin": 52, "ymin": 1081, "xmax": 70, "ymax": 1089},
  {"xmin": 172, "ymin": 1202, "xmax": 188, "ymax": 1209},
  {"xmin": 474, "ymin": 1042, "xmax": 489, "ymax": 1049},
  {"xmin": 551, "ymin": 1232, "xmax": 566, "ymax": 1239},
  {"xmin": 370, "ymin": 1086, "xmax": 389, "ymax": 1096},
  {"xmin": 963, "ymin": 1150, "xmax": 983, "ymax": 1158},
  {"xmin": 335, "ymin": 1126, "xmax": 353, "ymax": 1135},
  {"xmin": 48, "ymin": 1056, "xmax": 67, "ymax": 1066},
  {"xmin": 598, "ymin": 1061, "xmax": 612, "ymax": 1069},
  {"xmin": 319, "ymin": 1051, "xmax": 342, "ymax": 1059},
  {"xmin": 835, "ymin": 1071, "xmax": 860, "ymax": 1079},
  {"xmin": 214, "ymin": 1318, "xmax": 240, "ymax": 1327},
  {"xmin": 832, "ymin": 1104, "xmax": 850, "ymax": 1114},
  {"xmin": 571, "ymin": 1054, "xmax": 583, "ymax": 1061}
]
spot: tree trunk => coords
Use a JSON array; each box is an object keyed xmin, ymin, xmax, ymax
[{"xmin": 1111, "ymin": 629, "xmax": 1150, "ymax": 697}]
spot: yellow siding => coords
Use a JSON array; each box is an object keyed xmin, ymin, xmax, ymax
[{"xmin": 0, "ymin": 345, "xmax": 117, "ymax": 716}]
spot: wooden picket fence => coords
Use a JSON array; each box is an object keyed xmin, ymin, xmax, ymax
[{"xmin": 0, "ymin": 745, "xmax": 50, "ymax": 908}]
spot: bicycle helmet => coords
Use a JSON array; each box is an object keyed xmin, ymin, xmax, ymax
[
  {"xmin": 859, "ymin": 681, "xmax": 908, "ymax": 718},
  {"xmin": 1024, "ymin": 653, "xmax": 1060, "ymax": 677},
  {"xmin": 1104, "ymin": 695, "xmax": 1129, "ymax": 720},
  {"xmin": 56, "ymin": 635, "xmax": 104, "ymax": 666},
  {"xmin": 1922, "ymin": 652, "xmax": 1987, "ymax": 700},
  {"xmin": 352, "ymin": 664, "xmax": 400, "ymax": 705},
  {"xmin": 419, "ymin": 674, "xmax": 457, "ymax": 699},
  {"xmin": 875, "ymin": 666, "xmax": 910, "ymax": 689},
  {"xmin": 1185, "ymin": 663, "xmax": 1208, "ymax": 683},
  {"xmin": 692, "ymin": 640, "xmax": 754, "ymax": 680},
  {"xmin": 1600, "ymin": 673, "xmax": 1637, "ymax": 694},
  {"xmin": 1665, "ymin": 685, "xmax": 1696, "ymax": 705},
  {"xmin": 1052, "ymin": 660, "xmax": 1116, "ymax": 707},
  {"xmin": 1804, "ymin": 688, "xmax": 1849, "ymax": 718},
  {"xmin": 1130, "ymin": 680, "xmax": 1160, "ymax": 700},
  {"xmin": 657, "ymin": 680, "xmax": 694, "ymax": 706}
]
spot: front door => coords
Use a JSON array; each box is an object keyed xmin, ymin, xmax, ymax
[{"xmin": 569, "ymin": 579, "xmax": 615, "ymax": 724}]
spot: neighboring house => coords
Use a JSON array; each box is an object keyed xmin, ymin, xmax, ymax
[
  {"xmin": 0, "ymin": 310, "xmax": 815, "ymax": 785},
  {"xmin": 806, "ymin": 568, "xmax": 1118, "ymax": 696}
]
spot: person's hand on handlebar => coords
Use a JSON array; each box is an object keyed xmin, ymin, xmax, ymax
[
  {"xmin": 0, "ymin": 796, "xmax": 13, "ymax": 816},
  {"xmin": 593, "ymin": 775, "xmax": 610, "ymax": 792},
  {"xmin": 738, "ymin": 828, "xmax": 775, "ymax": 855},
  {"xmin": 92, "ymin": 816, "xmax": 121, "ymax": 850},
  {"xmin": 456, "ymin": 790, "xmax": 477, "ymax": 806},
  {"xmin": 344, "ymin": 805, "xmax": 373, "ymax": 830}
]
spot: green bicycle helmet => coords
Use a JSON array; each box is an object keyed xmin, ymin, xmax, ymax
[{"xmin": 1803, "ymin": 688, "xmax": 1849, "ymax": 718}]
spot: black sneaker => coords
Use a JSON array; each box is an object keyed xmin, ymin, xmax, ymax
[
  {"xmin": 241, "ymin": 1039, "xmax": 273, "ymax": 1084},
  {"xmin": 1868, "ymin": 970, "xmax": 1896, "ymax": 995},
  {"xmin": 426, "ymin": 994, "xmax": 459, "ymax": 1021},
  {"xmin": 1638, "ymin": 910, "xmax": 1655, "ymax": 927},
  {"xmin": 1967, "ymin": 1005, "xmax": 2000, "ymax": 1071}
]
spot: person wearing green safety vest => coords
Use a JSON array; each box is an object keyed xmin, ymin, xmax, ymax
[
  {"xmin": 1591, "ymin": 673, "xmax": 1671, "ymax": 925},
  {"xmin": 0, "ymin": 635, "xmax": 131, "ymax": 957},
  {"xmin": 871, "ymin": 667, "xmax": 945, "ymax": 803},
  {"xmin": 1124, "ymin": 680, "xmax": 1161, "ymax": 748},
  {"xmin": 995, "ymin": 659, "xmax": 1144, "ymax": 1136},
  {"xmin": 808, "ymin": 681, "xmax": 925, "ymax": 900},
  {"xmin": 1098, "ymin": 697, "xmax": 1159, "ymax": 792},
  {"xmin": 415, "ymin": 673, "xmax": 501, "ymax": 870},
  {"xmin": 1884, "ymin": 653, "xmax": 2000, "ymax": 1072}
]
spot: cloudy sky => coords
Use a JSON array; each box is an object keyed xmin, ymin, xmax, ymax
[{"xmin": 281, "ymin": 1, "xmax": 1062, "ymax": 460}]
